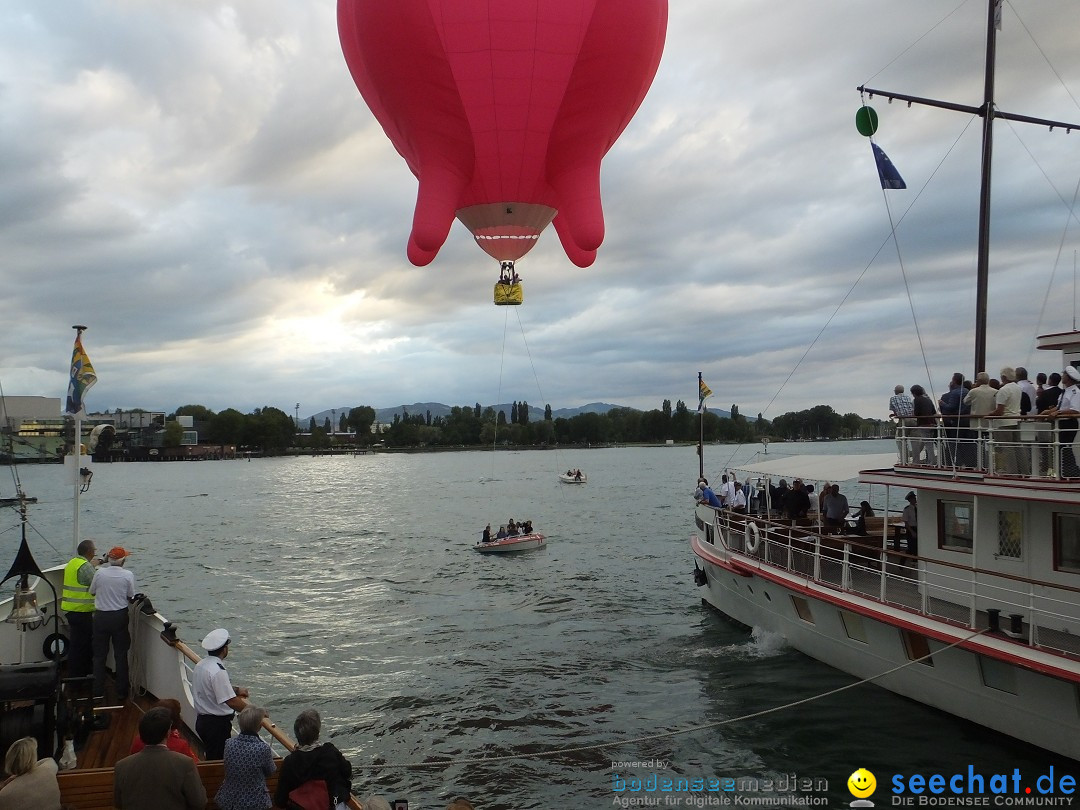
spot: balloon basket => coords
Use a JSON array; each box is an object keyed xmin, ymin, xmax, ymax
[{"xmin": 493, "ymin": 282, "xmax": 523, "ymax": 306}]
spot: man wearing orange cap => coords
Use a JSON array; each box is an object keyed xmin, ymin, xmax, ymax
[{"xmin": 89, "ymin": 546, "xmax": 136, "ymax": 701}]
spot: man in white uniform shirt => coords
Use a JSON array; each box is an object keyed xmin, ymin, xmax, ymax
[
  {"xmin": 192, "ymin": 628, "xmax": 249, "ymax": 759},
  {"xmin": 89, "ymin": 546, "xmax": 135, "ymax": 701},
  {"xmin": 1049, "ymin": 365, "xmax": 1080, "ymax": 477}
]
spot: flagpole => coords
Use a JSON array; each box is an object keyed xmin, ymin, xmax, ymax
[
  {"xmin": 697, "ymin": 372, "xmax": 705, "ymax": 480},
  {"xmin": 72, "ymin": 325, "xmax": 86, "ymax": 554}
]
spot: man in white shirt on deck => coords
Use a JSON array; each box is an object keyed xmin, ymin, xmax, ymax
[
  {"xmin": 719, "ymin": 474, "xmax": 736, "ymax": 508},
  {"xmin": 990, "ymin": 367, "xmax": 1025, "ymax": 475},
  {"xmin": 89, "ymin": 546, "xmax": 135, "ymax": 701},
  {"xmin": 1048, "ymin": 365, "xmax": 1080, "ymax": 477},
  {"xmin": 192, "ymin": 628, "xmax": 249, "ymax": 760}
]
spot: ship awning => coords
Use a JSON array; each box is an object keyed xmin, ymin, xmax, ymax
[{"xmin": 732, "ymin": 453, "xmax": 897, "ymax": 482}]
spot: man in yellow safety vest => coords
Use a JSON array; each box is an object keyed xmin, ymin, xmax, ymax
[{"xmin": 61, "ymin": 539, "xmax": 100, "ymax": 677}]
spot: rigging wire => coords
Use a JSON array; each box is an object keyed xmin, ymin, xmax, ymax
[
  {"xmin": 859, "ymin": 0, "xmax": 968, "ymax": 89},
  {"xmin": 353, "ymin": 627, "xmax": 988, "ymax": 770},
  {"xmin": 1009, "ymin": 2, "xmax": 1080, "ymax": 116},
  {"xmin": 1031, "ymin": 171, "xmax": 1080, "ymax": 347},
  {"xmin": 713, "ymin": 116, "xmax": 977, "ymax": 474}
]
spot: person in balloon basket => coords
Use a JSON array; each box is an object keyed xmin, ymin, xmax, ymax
[{"xmin": 193, "ymin": 628, "xmax": 250, "ymax": 760}]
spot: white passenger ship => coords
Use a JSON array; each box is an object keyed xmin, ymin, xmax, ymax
[
  {"xmin": 693, "ymin": 361, "xmax": 1080, "ymax": 760},
  {"xmin": 692, "ymin": 0, "xmax": 1080, "ymax": 761}
]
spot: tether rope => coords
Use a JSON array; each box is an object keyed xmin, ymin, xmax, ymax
[
  {"xmin": 352, "ymin": 627, "xmax": 988, "ymax": 770},
  {"xmin": 490, "ymin": 305, "xmax": 511, "ymax": 481},
  {"xmin": 511, "ymin": 306, "xmax": 566, "ymax": 487}
]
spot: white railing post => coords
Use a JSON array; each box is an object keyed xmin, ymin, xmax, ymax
[
  {"xmin": 1029, "ymin": 585, "xmax": 1036, "ymax": 647},
  {"xmin": 841, "ymin": 544, "xmax": 850, "ymax": 591},
  {"xmin": 880, "ymin": 551, "xmax": 887, "ymax": 602},
  {"xmin": 969, "ymin": 572, "xmax": 977, "ymax": 628}
]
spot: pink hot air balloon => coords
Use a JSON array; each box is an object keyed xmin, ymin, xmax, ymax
[{"xmin": 337, "ymin": 0, "xmax": 667, "ymax": 269}]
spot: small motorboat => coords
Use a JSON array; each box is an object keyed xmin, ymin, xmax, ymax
[
  {"xmin": 559, "ymin": 471, "xmax": 586, "ymax": 484},
  {"xmin": 473, "ymin": 532, "xmax": 546, "ymax": 553}
]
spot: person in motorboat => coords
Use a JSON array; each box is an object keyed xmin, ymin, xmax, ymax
[
  {"xmin": 522, "ymin": 520, "xmax": 533, "ymax": 535},
  {"xmin": 481, "ymin": 525, "xmax": 492, "ymax": 543},
  {"xmin": 507, "ymin": 518, "xmax": 518, "ymax": 534},
  {"xmin": 574, "ymin": 469, "xmax": 582, "ymax": 481},
  {"xmin": 495, "ymin": 526, "xmax": 508, "ymax": 539}
]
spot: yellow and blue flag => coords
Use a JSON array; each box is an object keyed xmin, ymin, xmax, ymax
[
  {"xmin": 65, "ymin": 333, "xmax": 97, "ymax": 415},
  {"xmin": 698, "ymin": 377, "xmax": 713, "ymax": 413}
]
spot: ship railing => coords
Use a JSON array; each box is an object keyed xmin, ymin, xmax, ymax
[
  {"xmin": 126, "ymin": 602, "xmax": 296, "ymax": 758},
  {"xmin": 713, "ymin": 511, "xmax": 1080, "ymax": 659},
  {"xmin": 893, "ymin": 415, "xmax": 1080, "ymax": 481}
]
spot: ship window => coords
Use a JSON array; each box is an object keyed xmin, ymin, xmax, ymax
[
  {"xmin": 791, "ymin": 596, "xmax": 814, "ymax": 623},
  {"xmin": 1054, "ymin": 514, "xmax": 1080, "ymax": 573},
  {"xmin": 996, "ymin": 511, "xmax": 1023, "ymax": 559},
  {"xmin": 978, "ymin": 655, "xmax": 1017, "ymax": 694},
  {"xmin": 938, "ymin": 501, "xmax": 973, "ymax": 553},
  {"xmin": 840, "ymin": 611, "xmax": 868, "ymax": 643},
  {"xmin": 901, "ymin": 630, "xmax": 934, "ymax": 666}
]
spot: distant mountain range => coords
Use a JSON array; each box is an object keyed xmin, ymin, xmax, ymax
[{"xmin": 306, "ymin": 402, "xmax": 634, "ymax": 426}]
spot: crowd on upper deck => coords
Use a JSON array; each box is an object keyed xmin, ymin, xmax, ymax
[{"xmin": 888, "ymin": 363, "xmax": 1080, "ymax": 476}]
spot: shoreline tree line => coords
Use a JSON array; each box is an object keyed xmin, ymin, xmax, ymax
[{"xmin": 170, "ymin": 401, "xmax": 889, "ymax": 455}]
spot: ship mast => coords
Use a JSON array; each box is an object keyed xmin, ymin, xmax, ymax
[{"xmin": 857, "ymin": 0, "xmax": 1080, "ymax": 375}]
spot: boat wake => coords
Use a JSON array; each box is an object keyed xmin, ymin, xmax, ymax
[{"xmin": 694, "ymin": 626, "xmax": 788, "ymax": 660}]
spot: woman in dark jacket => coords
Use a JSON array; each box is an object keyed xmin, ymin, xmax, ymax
[
  {"xmin": 275, "ymin": 709, "xmax": 353, "ymax": 810},
  {"xmin": 910, "ymin": 384, "xmax": 938, "ymax": 465}
]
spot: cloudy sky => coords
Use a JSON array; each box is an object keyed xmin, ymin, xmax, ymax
[{"xmin": 3, "ymin": 1, "xmax": 1080, "ymax": 424}]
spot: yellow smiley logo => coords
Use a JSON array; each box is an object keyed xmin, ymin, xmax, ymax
[{"xmin": 848, "ymin": 768, "xmax": 877, "ymax": 799}]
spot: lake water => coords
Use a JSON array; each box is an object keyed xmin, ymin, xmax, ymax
[{"xmin": 2, "ymin": 441, "xmax": 1073, "ymax": 808}]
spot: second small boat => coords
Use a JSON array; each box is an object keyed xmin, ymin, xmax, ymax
[{"xmin": 473, "ymin": 533, "xmax": 546, "ymax": 553}]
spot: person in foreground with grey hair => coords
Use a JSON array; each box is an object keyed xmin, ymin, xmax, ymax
[
  {"xmin": 275, "ymin": 709, "xmax": 353, "ymax": 810},
  {"xmin": 216, "ymin": 705, "xmax": 276, "ymax": 810}
]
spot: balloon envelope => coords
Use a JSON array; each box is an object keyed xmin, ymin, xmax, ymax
[{"xmin": 338, "ymin": 0, "xmax": 668, "ymax": 267}]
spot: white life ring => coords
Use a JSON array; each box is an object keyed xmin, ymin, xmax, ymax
[{"xmin": 745, "ymin": 521, "xmax": 762, "ymax": 554}]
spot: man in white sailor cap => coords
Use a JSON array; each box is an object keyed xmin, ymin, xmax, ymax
[{"xmin": 192, "ymin": 628, "xmax": 249, "ymax": 759}]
